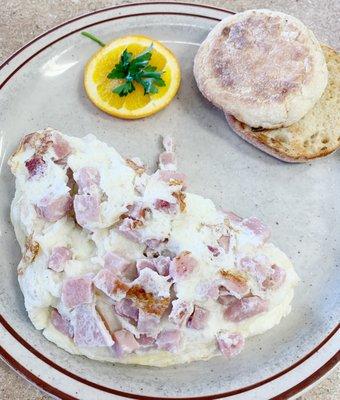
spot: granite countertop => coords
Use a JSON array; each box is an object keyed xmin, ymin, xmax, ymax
[{"xmin": 0, "ymin": 0, "xmax": 338, "ymax": 399}]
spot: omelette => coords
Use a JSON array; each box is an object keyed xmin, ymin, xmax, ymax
[{"xmin": 8, "ymin": 128, "xmax": 299, "ymax": 366}]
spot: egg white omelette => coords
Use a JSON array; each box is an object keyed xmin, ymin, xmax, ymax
[{"xmin": 8, "ymin": 129, "xmax": 299, "ymax": 366}]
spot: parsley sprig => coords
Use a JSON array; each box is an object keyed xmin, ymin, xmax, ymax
[
  {"xmin": 108, "ymin": 45, "xmax": 165, "ymax": 97},
  {"xmin": 82, "ymin": 31, "xmax": 166, "ymax": 97}
]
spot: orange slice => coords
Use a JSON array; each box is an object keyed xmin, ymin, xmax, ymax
[{"xmin": 84, "ymin": 35, "xmax": 181, "ymax": 119}]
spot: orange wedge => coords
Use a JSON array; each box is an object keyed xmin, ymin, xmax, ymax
[{"xmin": 84, "ymin": 35, "xmax": 181, "ymax": 119}]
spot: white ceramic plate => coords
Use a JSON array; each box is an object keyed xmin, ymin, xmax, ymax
[{"xmin": 0, "ymin": 2, "xmax": 339, "ymax": 399}]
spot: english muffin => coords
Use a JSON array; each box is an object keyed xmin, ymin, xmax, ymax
[
  {"xmin": 225, "ymin": 45, "xmax": 339, "ymax": 162},
  {"xmin": 194, "ymin": 9, "xmax": 328, "ymax": 129}
]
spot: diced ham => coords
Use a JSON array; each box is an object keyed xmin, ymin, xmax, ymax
[
  {"xmin": 158, "ymin": 170, "xmax": 186, "ymax": 187},
  {"xmin": 115, "ymin": 298, "xmax": 139, "ymax": 321},
  {"xmin": 50, "ymin": 309, "xmax": 73, "ymax": 338},
  {"xmin": 118, "ymin": 217, "xmax": 142, "ymax": 243},
  {"xmin": 153, "ymin": 199, "xmax": 178, "ymax": 214},
  {"xmin": 207, "ymin": 245, "xmax": 220, "ymax": 257},
  {"xmin": 74, "ymin": 193, "xmax": 100, "ymax": 228},
  {"xmin": 159, "ymin": 152, "xmax": 177, "ymax": 170},
  {"xmin": 137, "ymin": 334, "xmax": 156, "ymax": 347},
  {"xmin": 136, "ymin": 256, "xmax": 170, "ymax": 277},
  {"xmin": 187, "ymin": 306, "xmax": 209, "ymax": 330},
  {"xmin": 169, "ymin": 300, "xmax": 193, "ymax": 326},
  {"xmin": 217, "ymin": 235, "xmax": 230, "ymax": 253},
  {"xmin": 104, "ymin": 252, "xmax": 131, "ymax": 275},
  {"xmin": 224, "ymin": 296, "xmax": 268, "ymax": 322},
  {"xmin": 48, "ymin": 246, "xmax": 72, "ymax": 272},
  {"xmin": 156, "ymin": 329, "xmax": 181, "ymax": 353},
  {"xmin": 216, "ymin": 331, "xmax": 245, "ymax": 358},
  {"xmin": 154, "ymin": 256, "xmax": 171, "ymax": 276},
  {"xmin": 71, "ymin": 304, "xmax": 114, "ymax": 347},
  {"xmin": 131, "ymin": 268, "xmax": 171, "ymax": 299},
  {"xmin": 196, "ymin": 281, "xmax": 219, "ymax": 300},
  {"xmin": 137, "ymin": 310, "xmax": 161, "ymax": 336},
  {"xmin": 74, "ymin": 167, "xmax": 100, "ymax": 194},
  {"xmin": 169, "ymin": 251, "xmax": 197, "ymax": 280},
  {"xmin": 25, "ymin": 156, "xmax": 46, "ymax": 178},
  {"xmin": 219, "ymin": 270, "xmax": 249, "ymax": 298},
  {"xmin": 262, "ymin": 264, "xmax": 286, "ymax": 289},
  {"xmin": 93, "ymin": 269, "xmax": 129, "ymax": 301},
  {"xmin": 36, "ymin": 194, "xmax": 72, "ymax": 222},
  {"xmin": 241, "ymin": 217, "xmax": 271, "ymax": 243},
  {"xmin": 61, "ymin": 276, "xmax": 93, "ymax": 309},
  {"xmin": 218, "ymin": 294, "xmax": 236, "ymax": 306},
  {"xmin": 126, "ymin": 202, "xmax": 147, "ymax": 220},
  {"xmin": 113, "ymin": 329, "xmax": 139, "ymax": 356},
  {"xmin": 144, "ymin": 238, "xmax": 162, "ymax": 250},
  {"xmin": 136, "ymin": 259, "xmax": 157, "ymax": 274},
  {"xmin": 239, "ymin": 256, "xmax": 271, "ymax": 288},
  {"xmin": 52, "ymin": 133, "xmax": 71, "ymax": 161}
]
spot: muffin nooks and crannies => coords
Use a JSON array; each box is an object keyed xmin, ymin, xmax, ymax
[
  {"xmin": 225, "ymin": 45, "xmax": 340, "ymax": 162},
  {"xmin": 194, "ymin": 9, "xmax": 328, "ymax": 129}
]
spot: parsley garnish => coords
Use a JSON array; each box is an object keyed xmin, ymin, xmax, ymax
[
  {"xmin": 107, "ymin": 45, "xmax": 166, "ymax": 97},
  {"xmin": 82, "ymin": 31, "xmax": 166, "ymax": 97}
]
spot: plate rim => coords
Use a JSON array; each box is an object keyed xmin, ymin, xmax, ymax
[{"xmin": 0, "ymin": 2, "xmax": 339, "ymax": 399}]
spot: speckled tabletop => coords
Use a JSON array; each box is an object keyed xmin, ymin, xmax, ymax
[{"xmin": 0, "ymin": 0, "xmax": 339, "ymax": 399}]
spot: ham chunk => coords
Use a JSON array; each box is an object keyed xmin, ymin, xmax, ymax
[
  {"xmin": 137, "ymin": 310, "xmax": 161, "ymax": 336},
  {"xmin": 159, "ymin": 136, "xmax": 176, "ymax": 170},
  {"xmin": 241, "ymin": 217, "xmax": 271, "ymax": 243},
  {"xmin": 156, "ymin": 329, "xmax": 181, "ymax": 352},
  {"xmin": 169, "ymin": 300, "xmax": 193, "ymax": 326},
  {"xmin": 262, "ymin": 264, "xmax": 286, "ymax": 289},
  {"xmin": 153, "ymin": 199, "xmax": 178, "ymax": 214},
  {"xmin": 217, "ymin": 235, "xmax": 230, "ymax": 253},
  {"xmin": 74, "ymin": 167, "xmax": 100, "ymax": 194},
  {"xmin": 159, "ymin": 152, "xmax": 177, "ymax": 170},
  {"xmin": 115, "ymin": 298, "xmax": 139, "ymax": 321},
  {"xmin": 104, "ymin": 252, "xmax": 131, "ymax": 275},
  {"xmin": 74, "ymin": 193, "xmax": 100, "ymax": 228},
  {"xmin": 132, "ymin": 268, "xmax": 171, "ymax": 299},
  {"xmin": 219, "ymin": 270, "xmax": 249, "ymax": 298},
  {"xmin": 196, "ymin": 281, "xmax": 220, "ymax": 300},
  {"xmin": 36, "ymin": 194, "xmax": 72, "ymax": 222},
  {"xmin": 239, "ymin": 256, "xmax": 284, "ymax": 290},
  {"xmin": 61, "ymin": 276, "xmax": 93, "ymax": 309},
  {"xmin": 169, "ymin": 251, "xmax": 197, "ymax": 280},
  {"xmin": 154, "ymin": 256, "xmax": 171, "ymax": 276},
  {"xmin": 136, "ymin": 257, "xmax": 170, "ymax": 277},
  {"xmin": 93, "ymin": 269, "xmax": 129, "ymax": 301},
  {"xmin": 118, "ymin": 217, "xmax": 142, "ymax": 243},
  {"xmin": 71, "ymin": 304, "xmax": 114, "ymax": 347},
  {"xmin": 137, "ymin": 335, "xmax": 156, "ymax": 347},
  {"xmin": 50, "ymin": 309, "xmax": 73, "ymax": 338},
  {"xmin": 187, "ymin": 305, "xmax": 209, "ymax": 330},
  {"xmin": 128, "ymin": 269, "xmax": 171, "ymax": 316},
  {"xmin": 216, "ymin": 331, "xmax": 245, "ymax": 358},
  {"xmin": 158, "ymin": 170, "xmax": 186, "ymax": 187},
  {"xmin": 207, "ymin": 245, "xmax": 220, "ymax": 257},
  {"xmin": 224, "ymin": 296, "xmax": 268, "ymax": 322},
  {"xmin": 136, "ymin": 259, "xmax": 157, "ymax": 274},
  {"xmin": 48, "ymin": 246, "xmax": 72, "ymax": 272},
  {"xmin": 113, "ymin": 329, "xmax": 139, "ymax": 356},
  {"xmin": 52, "ymin": 133, "xmax": 71, "ymax": 161},
  {"xmin": 25, "ymin": 156, "xmax": 46, "ymax": 178}
]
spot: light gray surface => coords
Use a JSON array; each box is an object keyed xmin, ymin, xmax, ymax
[{"xmin": 0, "ymin": 1, "xmax": 339, "ymax": 399}]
